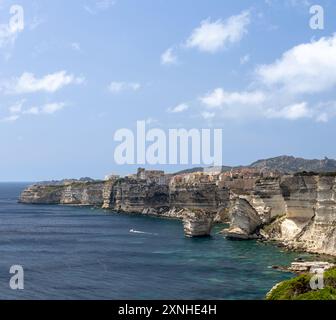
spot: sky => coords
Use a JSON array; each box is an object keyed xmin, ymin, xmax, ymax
[{"xmin": 1, "ymin": 0, "xmax": 336, "ymax": 181}]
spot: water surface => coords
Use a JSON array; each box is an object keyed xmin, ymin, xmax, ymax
[{"xmin": 0, "ymin": 183, "xmax": 306, "ymax": 300}]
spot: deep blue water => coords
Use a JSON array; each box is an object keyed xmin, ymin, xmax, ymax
[{"xmin": 0, "ymin": 183, "xmax": 309, "ymax": 300}]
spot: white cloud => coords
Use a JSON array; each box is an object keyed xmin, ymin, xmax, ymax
[
  {"xmin": 200, "ymin": 88, "xmax": 266, "ymax": 108},
  {"xmin": 201, "ymin": 111, "xmax": 215, "ymax": 120},
  {"xmin": 168, "ymin": 103, "xmax": 189, "ymax": 113},
  {"xmin": 161, "ymin": 48, "xmax": 178, "ymax": 65},
  {"xmin": 23, "ymin": 106, "xmax": 39, "ymax": 115},
  {"xmin": 257, "ymin": 34, "xmax": 336, "ymax": 94},
  {"xmin": 108, "ymin": 81, "xmax": 141, "ymax": 93},
  {"xmin": 1, "ymin": 101, "xmax": 67, "ymax": 123},
  {"xmin": 84, "ymin": 0, "xmax": 116, "ymax": 14},
  {"xmin": 186, "ymin": 11, "xmax": 250, "ymax": 53},
  {"xmin": 41, "ymin": 102, "xmax": 66, "ymax": 114},
  {"xmin": 23, "ymin": 103, "xmax": 66, "ymax": 115},
  {"xmin": 0, "ymin": 115, "xmax": 20, "ymax": 122},
  {"xmin": 9, "ymin": 100, "xmax": 24, "ymax": 114},
  {"xmin": 194, "ymin": 35, "xmax": 336, "ymax": 123},
  {"xmin": 265, "ymin": 102, "xmax": 312, "ymax": 120},
  {"xmin": 1, "ymin": 71, "xmax": 84, "ymax": 94}
]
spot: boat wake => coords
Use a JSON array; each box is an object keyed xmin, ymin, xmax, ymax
[{"xmin": 129, "ymin": 229, "xmax": 158, "ymax": 236}]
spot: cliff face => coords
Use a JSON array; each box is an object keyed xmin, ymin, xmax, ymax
[
  {"xmin": 108, "ymin": 179, "xmax": 170, "ymax": 214},
  {"xmin": 19, "ymin": 182, "xmax": 105, "ymax": 206},
  {"xmin": 218, "ymin": 174, "xmax": 336, "ymax": 256},
  {"xmin": 222, "ymin": 197, "xmax": 262, "ymax": 239},
  {"xmin": 272, "ymin": 175, "xmax": 336, "ymax": 256},
  {"xmin": 169, "ymin": 183, "xmax": 229, "ymax": 212},
  {"xmin": 19, "ymin": 173, "xmax": 336, "ymax": 256}
]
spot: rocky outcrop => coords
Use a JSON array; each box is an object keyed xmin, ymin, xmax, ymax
[
  {"xmin": 19, "ymin": 185, "xmax": 63, "ymax": 204},
  {"xmin": 19, "ymin": 171, "xmax": 336, "ymax": 256},
  {"xmin": 272, "ymin": 175, "xmax": 336, "ymax": 256},
  {"xmin": 19, "ymin": 181, "xmax": 105, "ymax": 206},
  {"xmin": 169, "ymin": 183, "xmax": 229, "ymax": 213},
  {"xmin": 183, "ymin": 209, "xmax": 215, "ymax": 237},
  {"xmin": 111, "ymin": 178, "xmax": 169, "ymax": 214},
  {"xmin": 218, "ymin": 174, "xmax": 336, "ymax": 256},
  {"xmin": 251, "ymin": 178, "xmax": 287, "ymax": 222},
  {"xmin": 222, "ymin": 196, "xmax": 262, "ymax": 239},
  {"xmin": 289, "ymin": 261, "xmax": 335, "ymax": 273}
]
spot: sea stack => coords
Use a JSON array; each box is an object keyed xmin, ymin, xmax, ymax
[
  {"xmin": 222, "ymin": 196, "xmax": 262, "ymax": 240},
  {"xmin": 183, "ymin": 209, "xmax": 214, "ymax": 237}
]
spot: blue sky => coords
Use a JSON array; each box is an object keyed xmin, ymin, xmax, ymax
[{"xmin": 1, "ymin": 0, "xmax": 336, "ymax": 181}]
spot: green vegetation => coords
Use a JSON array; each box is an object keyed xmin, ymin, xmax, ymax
[{"xmin": 266, "ymin": 268, "xmax": 336, "ymax": 300}]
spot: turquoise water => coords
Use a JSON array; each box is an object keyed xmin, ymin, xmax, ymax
[{"xmin": 0, "ymin": 183, "xmax": 306, "ymax": 300}]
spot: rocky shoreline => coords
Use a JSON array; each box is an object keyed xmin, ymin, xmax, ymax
[{"xmin": 19, "ymin": 168, "xmax": 336, "ymax": 256}]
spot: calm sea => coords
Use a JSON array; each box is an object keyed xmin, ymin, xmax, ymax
[{"xmin": 0, "ymin": 183, "xmax": 308, "ymax": 300}]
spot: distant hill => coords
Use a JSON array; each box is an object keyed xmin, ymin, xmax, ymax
[
  {"xmin": 249, "ymin": 156, "xmax": 336, "ymax": 173},
  {"xmin": 174, "ymin": 166, "xmax": 233, "ymax": 175},
  {"xmin": 174, "ymin": 156, "xmax": 336, "ymax": 175}
]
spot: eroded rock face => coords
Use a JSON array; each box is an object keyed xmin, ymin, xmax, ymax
[
  {"xmin": 19, "ymin": 185, "xmax": 63, "ymax": 204},
  {"xmin": 18, "ymin": 172, "xmax": 336, "ymax": 256},
  {"xmin": 222, "ymin": 196, "xmax": 262, "ymax": 240},
  {"xmin": 263, "ymin": 175, "xmax": 336, "ymax": 256},
  {"xmin": 111, "ymin": 179, "xmax": 169, "ymax": 214},
  {"xmin": 289, "ymin": 261, "xmax": 335, "ymax": 273},
  {"xmin": 251, "ymin": 178, "xmax": 287, "ymax": 222},
  {"xmin": 169, "ymin": 183, "xmax": 229, "ymax": 213},
  {"xmin": 19, "ymin": 182, "xmax": 105, "ymax": 206},
  {"xmin": 183, "ymin": 209, "xmax": 214, "ymax": 237}
]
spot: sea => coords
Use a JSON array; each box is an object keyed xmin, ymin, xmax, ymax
[{"xmin": 0, "ymin": 183, "xmax": 311, "ymax": 300}]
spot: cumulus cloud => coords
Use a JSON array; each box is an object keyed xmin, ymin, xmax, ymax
[
  {"xmin": 186, "ymin": 11, "xmax": 250, "ymax": 53},
  {"xmin": 201, "ymin": 111, "xmax": 215, "ymax": 120},
  {"xmin": 22, "ymin": 103, "xmax": 66, "ymax": 115},
  {"xmin": 196, "ymin": 34, "xmax": 336, "ymax": 122},
  {"xmin": 1, "ymin": 101, "xmax": 67, "ymax": 123},
  {"xmin": 168, "ymin": 103, "xmax": 189, "ymax": 113},
  {"xmin": 265, "ymin": 102, "xmax": 312, "ymax": 120},
  {"xmin": 200, "ymin": 89, "xmax": 266, "ymax": 108},
  {"xmin": 1, "ymin": 71, "xmax": 84, "ymax": 94},
  {"xmin": 108, "ymin": 81, "xmax": 141, "ymax": 93},
  {"xmin": 40, "ymin": 102, "xmax": 66, "ymax": 114},
  {"xmin": 161, "ymin": 48, "xmax": 178, "ymax": 65},
  {"xmin": 199, "ymin": 89, "xmax": 314, "ymax": 120},
  {"xmin": 8, "ymin": 100, "xmax": 24, "ymax": 114},
  {"xmin": 256, "ymin": 34, "xmax": 336, "ymax": 94}
]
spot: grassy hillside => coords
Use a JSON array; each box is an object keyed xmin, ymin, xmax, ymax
[{"xmin": 266, "ymin": 268, "xmax": 336, "ymax": 300}]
